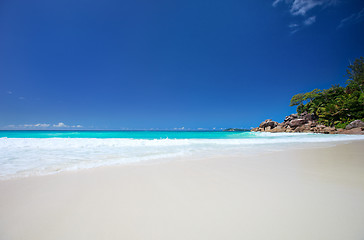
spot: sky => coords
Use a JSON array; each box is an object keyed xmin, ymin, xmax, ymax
[{"xmin": 1, "ymin": 0, "xmax": 364, "ymax": 130}]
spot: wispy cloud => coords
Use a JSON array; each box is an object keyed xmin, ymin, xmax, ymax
[
  {"xmin": 6, "ymin": 123, "xmax": 51, "ymax": 129},
  {"xmin": 272, "ymin": 0, "xmax": 283, "ymax": 7},
  {"xmin": 337, "ymin": 7, "xmax": 364, "ymax": 29},
  {"xmin": 288, "ymin": 16, "xmax": 316, "ymax": 34},
  {"xmin": 273, "ymin": 0, "xmax": 337, "ymax": 33},
  {"xmin": 288, "ymin": 23, "xmax": 299, "ymax": 28},
  {"xmin": 290, "ymin": 0, "xmax": 327, "ymax": 16},
  {"xmin": 288, "ymin": 23, "xmax": 300, "ymax": 34},
  {"xmin": 5, "ymin": 122, "xmax": 83, "ymax": 129},
  {"xmin": 24, "ymin": 123, "xmax": 50, "ymax": 127},
  {"xmin": 273, "ymin": 0, "xmax": 336, "ymax": 16},
  {"xmin": 7, "ymin": 91, "xmax": 12, "ymax": 94},
  {"xmin": 304, "ymin": 16, "xmax": 316, "ymax": 25},
  {"xmin": 53, "ymin": 122, "xmax": 82, "ymax": 128}
]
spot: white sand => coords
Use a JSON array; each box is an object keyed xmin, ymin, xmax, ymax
[{"xmin": 1, "ymin": 141, "xmax": 364, "ymax": 240}]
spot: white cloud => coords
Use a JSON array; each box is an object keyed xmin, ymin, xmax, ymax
[
  {"xmin": 18, "ymin": 97, "xmax": 25, "ymax": 100},
  {"xmin": 287, "ymin": 16, "xmax": 316, "ymax": 34},
  {"xmin": 7, "ymin": 91, "xmax": 12, "ymax": 94},
  {"xmin": 337, "ymin": 7, "xmax": 364, "ymax": 29},
  {"xmin": 289, "ymin": 23, "xmax": 299, "ymax": 28},
  {"xmin": 53, "ymin": 122, "xmax": 83, "ymax": 128},
  {"xmin": 272, "ymin": 0, "xmax": 283, "ymax": 7},
  {"xmin": 35, "ymin": 123, "xmax": 51, "ymax": 127},
  {"xmin": 290, "ymin": 0, "xmax": 324, "ymax": 16},
  {"xmin": 275, "ymin": 0, "xmax": 336, "ymax": 16},
  {"xmin": 304, "ymin": 16, "xmax": 316, "ymax": 25},
  {"xmin": 5, "ymin": 123, "xmax": 83, "ymax": 129},
  {"xmin": 53, "ymin": 122, "xmax": 67, "ymax": 128},
  {"xmin": 288, "ymin": 23, "xmax": 300, "ymax": 34},
  {"xmin": 272, "ymin": 0, "xmax": 337, "ymax": 31},
  {"xmin": 7, "ymin": 123, "xmax": 50, "ymax": 128}
]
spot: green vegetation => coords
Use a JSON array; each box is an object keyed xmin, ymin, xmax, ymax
[{"xmin": 290, "ymin": 57, "xmax": 364, "ymax": 128}]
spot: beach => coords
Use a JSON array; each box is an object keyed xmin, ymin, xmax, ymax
[
  {"xmin": 2, "ymin": 0, "xmax": 364, "ymax": 239},
  {"xmin": 1, "ymin": 140, "xmax": 364, "ymax": 240}
]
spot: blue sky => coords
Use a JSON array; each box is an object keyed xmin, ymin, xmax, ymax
[{"xmin": 1, "ymin": 0, "xmax": 363, "ymax": 130}]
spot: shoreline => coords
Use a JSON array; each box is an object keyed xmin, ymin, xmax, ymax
[
  {"xmin": 2, "ymin": 136, "xmax": 364, "ymax": 181},
  {"xmin": 1, "ymin": 140, "xmax": 364, "ymax": 240}
]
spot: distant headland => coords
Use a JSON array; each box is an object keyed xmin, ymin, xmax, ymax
[{"xmin": 223, "ymin": 128, "xmax": 250, "ymax": 132}]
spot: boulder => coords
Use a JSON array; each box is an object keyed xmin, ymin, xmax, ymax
[
  {"xmin": 282, "ymin": 112, "xmax": 318, "ymax": 129},
  {"xmin": 302, "ymin": 124, "xmax": 312, "ymax": 131},
  {"xmin": 323, "ymin": 127, "xmax": 336, "ymax": 134},
  {"xmin": 336, "ymin": 129, "xmax": 346, "ymax": 134},
  {"xmin": 288, "ymin": 119, "xmax": 307, "ymax": 128},
  {"xmin": 259, "ymin": 119, "xmax": 278, "ymax": 130},
  {"xmin": 251, "ymin": 127, "xmax": 259, "ymax": 132},
  {"xmin": 299, "ymin": 112, "xmax": 318, "ymax": 121},
  {"xmin": 284, "ymin": 114, "xmax": 298, "ymax": 123},
  {"xmin": 341, "ymin": 127, "xmax": 364, "ymax": 135},
  {"xmin": 311, "ymin": 125, "xmax": 327, "ymax": 133},
  {"xmin": 270, "ymin": 126, "xmax": 284, "ymax": 133},
  {"xmin": 306, "ymin": 121, "xmax": 316, "ymax": 127},
  {"xmin": 345, "ymin": 120, "xmax": 364, "ymax": 130},
  {"xmin": 293, "ymin": 126, "xmax": 304, "ymax": 132}
]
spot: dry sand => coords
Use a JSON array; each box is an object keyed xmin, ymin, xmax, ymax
[{"xmin": 1, "ymin": 141, "xmax": 364, "ymax": 240}]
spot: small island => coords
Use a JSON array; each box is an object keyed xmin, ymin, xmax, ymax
[{"xmin": 223, "ymin": 128, "xmax": 249, "ymax": 132}]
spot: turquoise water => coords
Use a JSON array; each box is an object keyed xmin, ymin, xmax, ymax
[{"xmin": 0, "ymin": 130, "xmax": 250, "ymax": 139}]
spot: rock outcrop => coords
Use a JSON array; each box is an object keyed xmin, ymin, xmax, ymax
[
  {"xmin": 345, "ymin": 120, "xmax": 364, "ymax": 130},
  {"xmin": 259, "ymin": 119, "xmax": 278, "ymax": 130},
  {"xmin": 251, "ymin": 113, "xmax": 364, "ymax": 135}
]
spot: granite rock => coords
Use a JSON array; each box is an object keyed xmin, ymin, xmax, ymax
[{"xmin": 345, "ymin": 120, "xmax": 364, "ymax": 130}]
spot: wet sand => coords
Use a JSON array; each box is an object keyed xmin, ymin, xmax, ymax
[{"xmin": 1, "ymin": 141, "xmax": 364, "ymax": 240}]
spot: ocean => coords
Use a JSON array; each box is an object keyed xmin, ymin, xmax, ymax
[{"xmin": 1, "ymin": 130, "xmax": 364, "ymax": 179}]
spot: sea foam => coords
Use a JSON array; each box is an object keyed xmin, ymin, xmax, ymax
[{"xmin": 1, "ymin": 132, "xmax": 364, "ymax": 179}]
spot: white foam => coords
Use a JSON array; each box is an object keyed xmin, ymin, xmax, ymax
[{"xmin": 1, "ymin": 133, "xmax": 364, "ymax": 179}]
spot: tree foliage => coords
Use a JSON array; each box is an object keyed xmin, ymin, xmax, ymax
[{"xmin": 290, "ymin": 57, "xmax": 364, "ymax": 128}]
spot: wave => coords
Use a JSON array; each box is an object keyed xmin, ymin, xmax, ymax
[{"xmin": 1, "ymin": 133, "xmax": 364, "ymax": 179}]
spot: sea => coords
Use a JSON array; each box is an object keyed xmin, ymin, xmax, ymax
[{"xmin": 1, "ymin": 130, "xmax": 364, "ymax": 179}]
